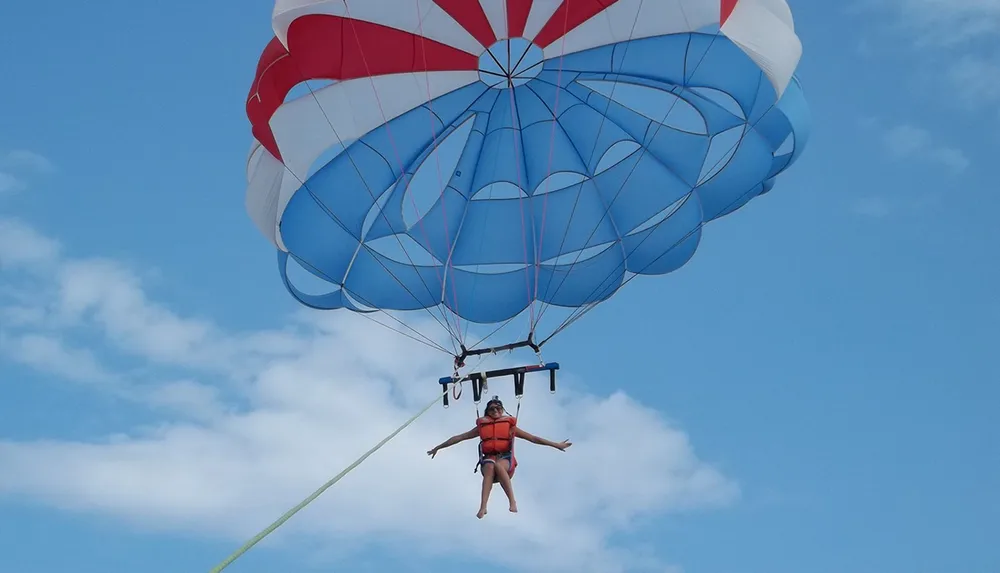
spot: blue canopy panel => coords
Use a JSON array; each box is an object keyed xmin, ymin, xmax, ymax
[{"xmin": 276, "ymin": 31, "xmax": 809, "ymax": 325}]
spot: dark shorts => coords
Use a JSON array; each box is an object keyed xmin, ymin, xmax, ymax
[{"xmin": 480, "ymin": 452, "xmax": 517, "ymax": 481}]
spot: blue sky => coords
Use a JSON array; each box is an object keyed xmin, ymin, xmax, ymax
[{"xmin": 1, "ymin": 1, "xmax": 998, "ymax": 573}]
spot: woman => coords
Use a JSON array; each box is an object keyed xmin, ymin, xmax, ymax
[{"xmin": 427, "ymin": 396, "xmax": 572, "ymax": 519}]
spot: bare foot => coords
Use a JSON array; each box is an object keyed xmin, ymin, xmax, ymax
[
  {"xmin": 476, "ymin": 508, "xmax": 487, "ymax": 519},
  {"xmin": 509, "ymin": 502, "xmax": 518, "ymax": 513}
]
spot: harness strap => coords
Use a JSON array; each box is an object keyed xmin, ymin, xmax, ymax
[{"xmin": 473, "ymin": 411, "xmax": 518, "ymax": 474}]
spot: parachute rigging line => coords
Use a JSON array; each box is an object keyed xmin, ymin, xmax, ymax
[
  {"xmin": 541, "ymin": 96, "xmax": 785, "ymax": 347},
  {"xmin": 257, "ymin": 101, "xmax": 465, "ymax": 353},
  {"xmin": 283, "ymin": 11, "xmax": 535, "ymax": 352},
  {"xmin": 282, "ymin": 232, "xmax": 454, "ymax": 356},
  {"xmin": 250, "ymin": 0, "xmax": 809, "ymax": 365},
  {"xmin": 279, "ymin": 8, "xmax": 490, "ymax": 352},
  {"xmin": 207, "ymin": 383, "xmax": 452, "ymax": 573},
  {"xmin": 407, "ymin": 0, "xmax": 541, "ymax": 350},
  {"xmin": 288, "ymin": 59, "xmax": 512, "ymax": 359},
  {"xmin": 531, "ymin": 18, "xmax": 795, "ymax": 344},
  {"xmin": 531, "ymin": 3, "xmax": 574, "ymax": 321},
  {"xmin": 530, "ymin": 0, "xmax": 654, "ymax": 333},
  {"xmin": 531, "ymin": 8, "xmax": 724, "ymax": 335},
  {"xmin": 340, "ymin": 7, "xmax": 467, "ymax": 343},
  {"xmin": 539, "ymin": 110, "xmax": 774, "ymax": 346},
  {"xmin": 292, "ymin": 0, "xmax": 569, "ymax": 358},
  {"xmin": 276, "ymin": 77, "xmax": 466, "ymax": 354},
  {"xmin": 283, "ymin": 51, "xmax": 524, "ymax": 356},
  {"xmin": 407, "ymin": 1, "xmax": 478, "ymax": 340}
]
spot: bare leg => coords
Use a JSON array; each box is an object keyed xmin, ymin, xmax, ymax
[
  {"xmin": 477, "ymin": 462, "xmax": 495, "ymax": 519},
  {"xmin": 494, "ymin": 459, "xmax": 517, "ymax": 513}
]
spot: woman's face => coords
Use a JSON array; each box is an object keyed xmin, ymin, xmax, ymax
[{"xmin": 486, "ymin": 403, "xmax": 502, "ymax": 418}]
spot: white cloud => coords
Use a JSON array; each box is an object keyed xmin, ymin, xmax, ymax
[
  {"xmin": 0, "ymin": 332, "xmax": 115, "ymax": 385},
  {"xmin": 853, "ymin": 0, "xmax": 1000, "ymax": 46},
  {"xmin": 853, "ymin": 196, "xmax": 894, "ymax": 217},
  {"xmin": 861, "ymin": 0, "xmax": 1000, "ymax": 108},
  {"xmin": 882, "ymin": 124, "xmax": 971, "ymax": 173},
  {"xmin": 0, "ymin": 150, "xmax": 52, "ymax": 195},
  {"xmin": 143, "ymin": 379, "xmax": 228, "ymax": 421},
  {"xmin": 2, "ymin": 150, "xmax": 55, "ymax": 174},
  {"xmin": 0, "ymin": 304, "xmax": 48, "ymax": 327},
  {"xmin": 859, "ymin": 118, "xmax": 970, "ymax": 175},
  {"xmin": 0, "ymin": 172, "xmax": 24, "ymax": 194},
  {"xmin": 946, "ymin": 54, "xmax": 1000, "ymax": 109},
  {"xmin": 53, "ymin": 258, "xmax": 229, "ymax": 368},
  {"xmin": 887, "ymin": 0, "xmax": 1000, "ymax": 44},
  {"xmin": 0, "ymin": 217, "xmax": 740, "ymax": 573},
  {"xmin": 0, "ymin": 221, "xmax": 305, "ymax": 380},
  {"xmin": 0, "ymin": 218, "xmax": 61, "ymax": 268},
  {"xmin": 851, "ymin": 120, "xmax": 959, "ymax": 217}
]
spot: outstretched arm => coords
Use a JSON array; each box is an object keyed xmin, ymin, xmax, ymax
[
  {"xmin": 514, "ymin": 427, "xmax": 572, "ymax": 451},
  {"xmin": 427, "ymin": 428, "xmax": 478, "ymax": 458}
]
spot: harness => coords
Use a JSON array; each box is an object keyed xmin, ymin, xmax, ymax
[
  {"xmin": 476, "ymin": 414, "xmax": 516, "ymax": 456},
  {"xmin": 473, "ymin": 397, "xmax": 517, "ymax": 473}
]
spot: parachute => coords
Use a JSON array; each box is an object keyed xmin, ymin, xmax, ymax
[
  {"xmin": 215, "ymin": 3, "xmax": 812, "ymax": 567},
  {"xmin": 244, "ymin": 0, "xmax": 811, "ymax": 370}
]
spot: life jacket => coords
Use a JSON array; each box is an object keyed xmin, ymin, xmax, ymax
[{"xmin": 476, "ymin": 415, "xmax": 517, "ymax": 456}]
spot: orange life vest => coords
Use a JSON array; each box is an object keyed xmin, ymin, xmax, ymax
[{"xmin": 476, "ymin": 415, "xmax": 516, "ymax": 456}]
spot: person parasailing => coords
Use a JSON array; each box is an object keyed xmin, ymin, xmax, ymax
[{"xmin": 427, "ymin": 396, "xmax": 572, "ymax": 519}]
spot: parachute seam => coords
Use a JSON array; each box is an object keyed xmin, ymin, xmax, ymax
[
  {"xmin": 303, "ymin": 187, "xmax": 453, "ymax": 323},
  {"xmin": 533, "ymin": 31, "xmax": 725, "ymax": 330},
  {"xmin": 527, "ymin": 0, "xmax": 646, "ymax": 327},
  {"xmin": 530, "ymin": 89, "xmax": 629, "ymax": 294},
  {"xmin": 545, "ymin": 73, "xmax": 704, "ymax": 185},
  {"xmin": 452, "ymin": 99, "xmax": 500, "ymax": 274},
  {"xmin": 520, "ymin": 82, "xmax": 592, "ymax": 310},
  {"xmin": 544, "ymin": 98, "xmax": 784, "ymax": 345},
  {"xmin": 686, "ymin": 73, "xmax": 764, "ymax": 192},
  {"xmin": 285, "ymin": 82, "xmax": 462, "ymax": 352},
  {"xmin": 368, "ymin": 95, "xmax": 509, "ymax": 328},
  {"xmin": 506, "ymin": 69, "xmax": 540, "ymax": 335},
  {"xmin": 337, "ymin": 5, "xmax": 470, "ymax": 350},
  {"xmin": 524, "ymin": 78, "xmax": 640, "ymax": 314},
  {"xmin": 548, "ymin": 105, "xmax": 775, "ymax": 338},
  {"xmin": 532, "ymin": 13, "xmax": 572, "ymax": 320},
  {"xmin": 451, "ymin": 5, "xmax": 525, "ymax": 346},
  {"xmin": 575, "ymin": 75, "xmax": 709, "ymax": 136},
  {"xmin": 283, "ymin": 251, "xmax": 451, "ymax": 354},
  {"xmin": 411, "ymin": 3, "xmax": 468, "ymax": 345},
  {"xmin": 540, "ymin": 49, "xmax": 721, "ymax": 332},
  {"xmin": 447, "ymin": 96, "xmax": 510, "ymax": 334},
  {"xmin": 497, "ymin": 0, "xmax": 540, "ymax": 335}
]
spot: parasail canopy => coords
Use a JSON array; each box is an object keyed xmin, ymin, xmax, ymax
[{"xmin": 244, "ymin": 0, "xmax": 811, "ymax": 361}]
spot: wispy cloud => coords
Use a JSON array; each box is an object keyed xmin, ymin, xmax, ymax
[
  {"xmin": 0, "ymin": 217, "xmax": 740, "ymax": 572},
  {"xmin": 946, "ymin": 54, "xmax": 1000, "ymax": 109},
  {"xmin": 853, "ymin": 196, "xmax": 894, "ymax": 218},
  {"xmin": 0, "ymin": 173, "xmax": 24, "ymax": 194},
  {"xmin": 1, "ymin": 332, "xmax": 116, "ymax": 385},
  {"xmin": 859, "ymin": 118, "xmax": 970, "ymax": 173},
  {"xmin": 0, "ymin": 218, "xmax": 62, "ymax": 267},
  {"xmin": 2, "ymin": 150, "xmax": 55, "ymax": 174},
  {"xmin": 882, "ymin": 124, "xmax": 971, "ymax": 173},
  {"xmin": 888, "ymin": 0, "xmax": 1000, "ymax": 44},
  {"xmin": 860, "ymin": 0, "xmax": 1000, "ymax": 108},
  {"xmin": 0, "ymin": 150, "xmax": 53, "ymax": 196},
  {"xmin": 851, "ymin": 120, "xmax": 963, "ymax": 217}
]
